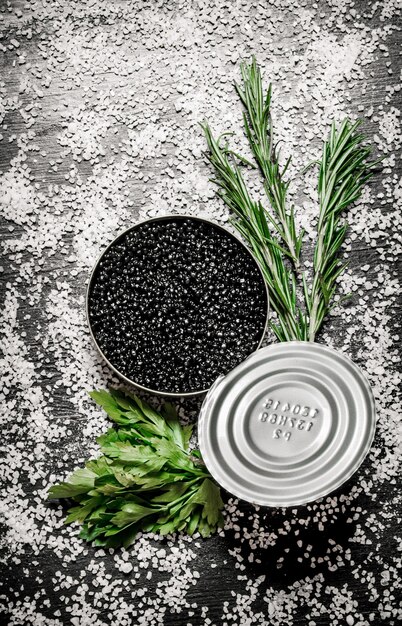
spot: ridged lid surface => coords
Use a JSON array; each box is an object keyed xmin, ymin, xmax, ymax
[{"xmin": 198, "ymin": 342, "xmax": 376, "ymax": 507}]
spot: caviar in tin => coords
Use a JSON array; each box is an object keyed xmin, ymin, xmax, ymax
[{"xmin": 88, "ymin": 217, "xmax": 267, "ymax": 394}]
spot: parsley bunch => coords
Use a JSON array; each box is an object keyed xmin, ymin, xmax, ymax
[{"xmin": 48, "ymin": 390, "xmax": 224, "ymax": 547}]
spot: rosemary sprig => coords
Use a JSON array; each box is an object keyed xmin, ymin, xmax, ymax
[
  {"xmin": 201, "ymin": 123, "xmax": 308, "ymax": 341},
  {"xmin": 202, "ymin": 59, "xmax": 379, "ymax": 342},
  {"xmin": 306, "ymin": 119, "xmax": 379, "ymax": 341},
  {"xmin": 235, "ymin": 58, "xmax": 303, "ymax": 267}
]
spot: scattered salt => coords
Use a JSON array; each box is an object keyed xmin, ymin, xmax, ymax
[{"xmin": 1, "ymin": 1, "xmax": 401, "ymax": 625}]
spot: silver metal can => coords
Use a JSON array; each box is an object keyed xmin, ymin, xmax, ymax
[
  {"xmin": 86, "ymin": 214, "xmax": 269, "ymax": 397},
  {"xmin": 198, "ymin": 342, "xmax": 376, "ymax": 506}
]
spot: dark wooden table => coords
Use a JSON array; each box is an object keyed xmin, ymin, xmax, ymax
[{"xmin": 1, "ymin": 1, "xmax": 401, "ymax": 625}]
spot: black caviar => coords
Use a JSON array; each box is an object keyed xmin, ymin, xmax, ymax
[{"xmin": 88, "ymin": 216, "xmax": 268, "ymax": 395}]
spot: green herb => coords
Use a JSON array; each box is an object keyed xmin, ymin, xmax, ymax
[
  {"xmin": 201, "ymin": 123, "xmax": 307, "ymax": 342},
  {"xmin": 48, "ymin": 389, "xmax": 224, "ymax": 547},
  {"xmin": 306, "ymin": 119, "xmax": 379, "ymax": 341},
  {"xmin": 202, "ymin": 58, "xmax": 379, "ymax": 342},
  {"xmin": 235, "ymin": 59, "xmax": 303, "ymax": 268}
]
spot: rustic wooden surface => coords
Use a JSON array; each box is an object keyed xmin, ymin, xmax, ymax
[{"xmin": 0, "ymin": 1, "xmax": 401, "ymax": 625}]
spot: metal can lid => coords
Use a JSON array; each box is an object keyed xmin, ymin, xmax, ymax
[{"xmin": 198, "ymin": 342, "xmax": 376, "ymax": 507}]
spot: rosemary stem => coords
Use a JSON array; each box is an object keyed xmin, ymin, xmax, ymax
[
  {"xmin": 262, "ymin": 170, "xmax": 300, "ymax": 268},
  {"xmin": 309, "ymin": 226, "xmax": 325, "ymax": 340},
  {"xmin": 308, "ymin": 290, "xmax": 321, "ymax": 342}
]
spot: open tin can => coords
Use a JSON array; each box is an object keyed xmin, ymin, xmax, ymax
[
  {"xmin": 198, "ymin": 342, "xmax": 376, "ymax": 507},
  {"xmin": 86, "ymin": 214, "xmax": 269, "ymax": 397}
]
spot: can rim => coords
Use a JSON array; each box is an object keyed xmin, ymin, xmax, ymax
[
  {"xmin": 85, "ymin": 212, "xmax": 270, "ymax": 398},
  {"xmin": 197, "ymin": 341, "xmax": 377, "ymax": 507}
]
